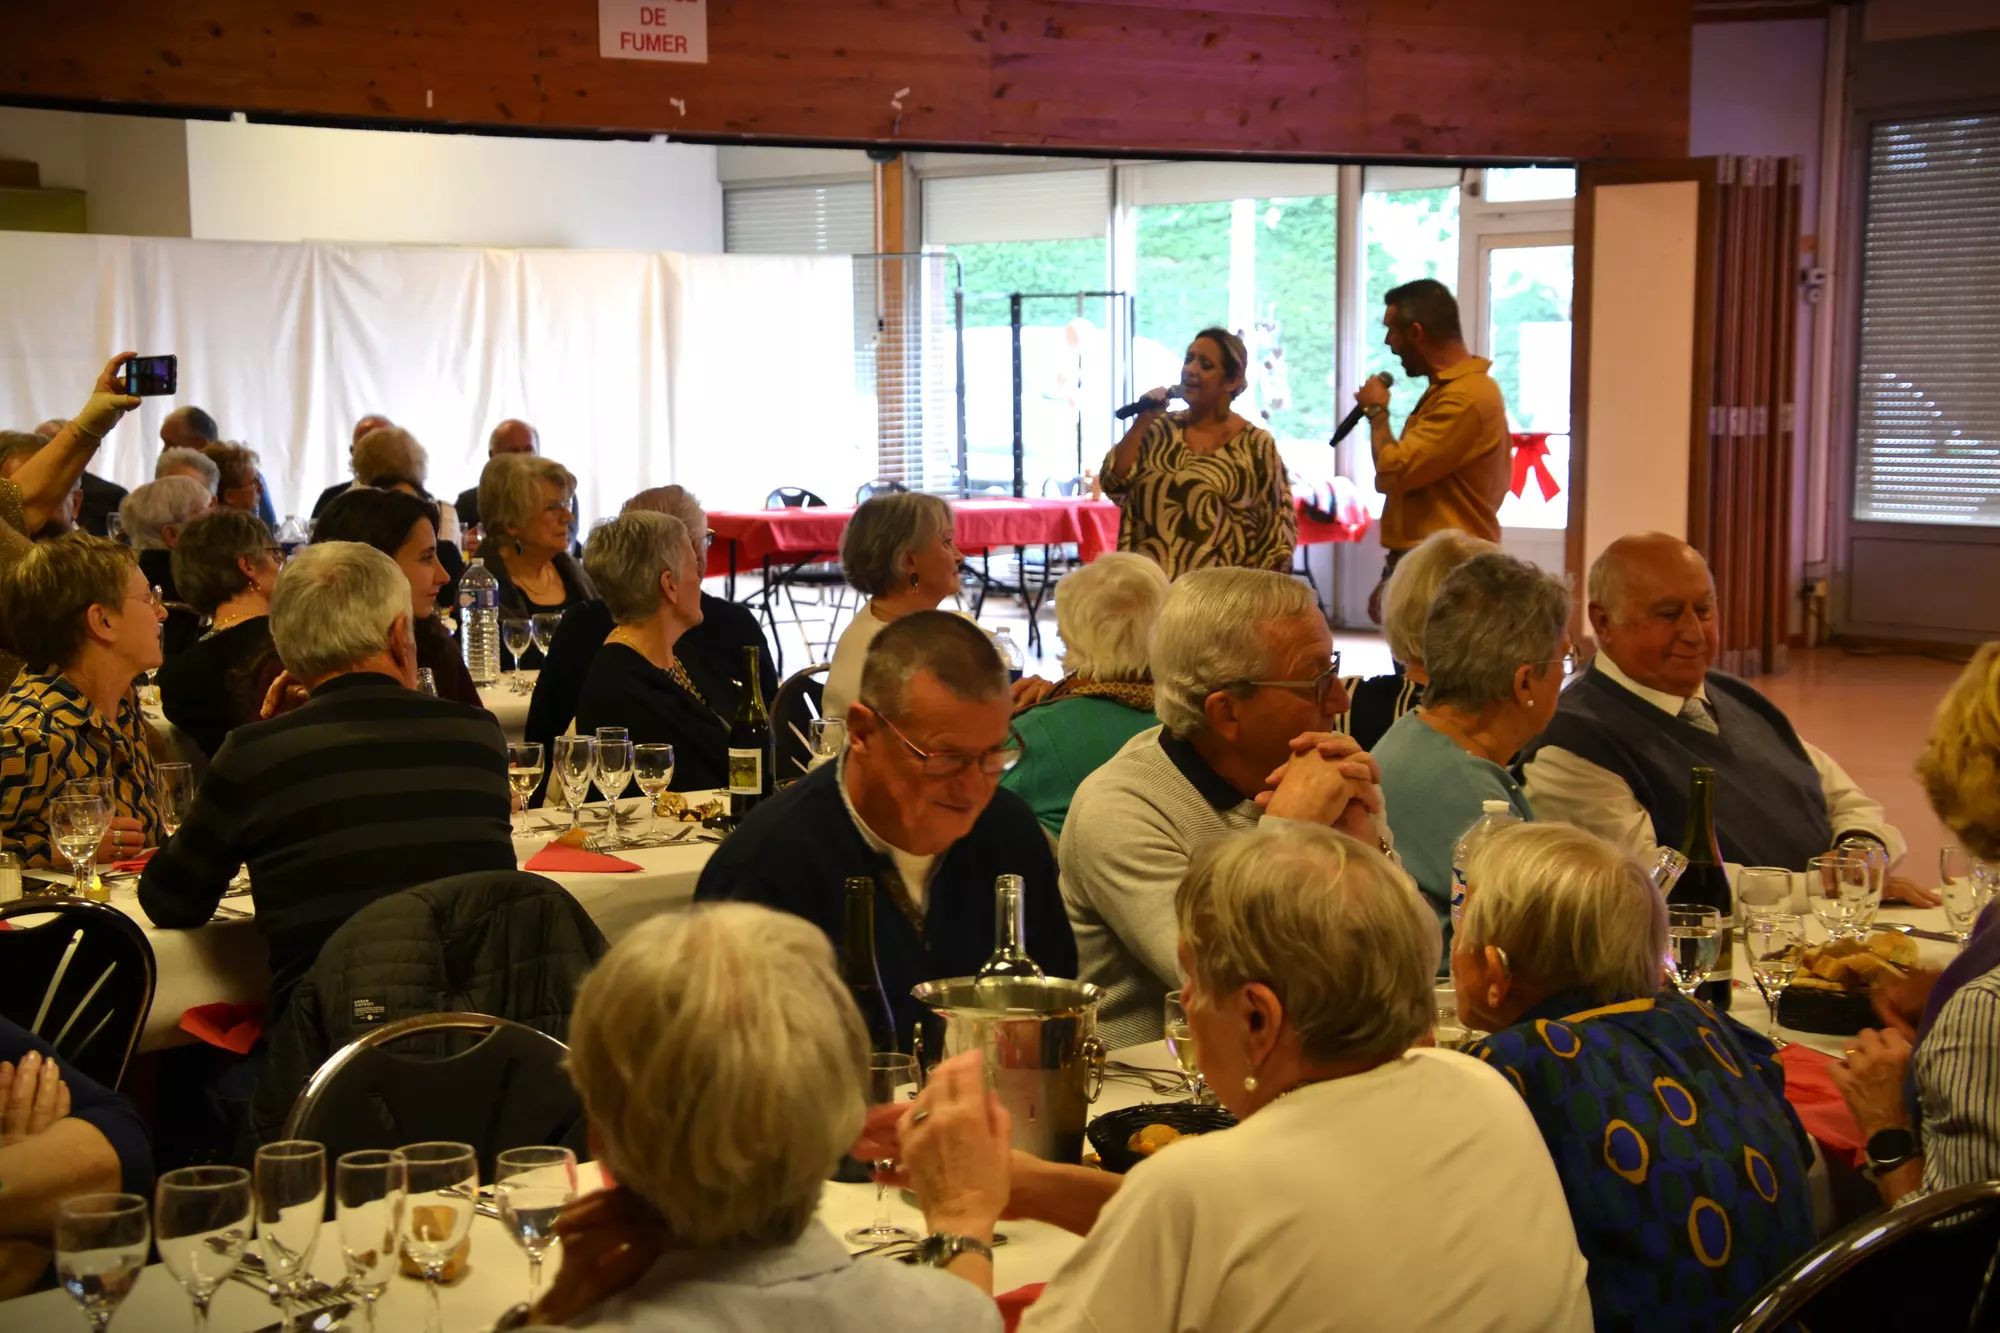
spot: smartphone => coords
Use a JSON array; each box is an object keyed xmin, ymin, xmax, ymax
[{"xmin": 120, "ymin": 355, "xmax": 177, "ymax": 396}]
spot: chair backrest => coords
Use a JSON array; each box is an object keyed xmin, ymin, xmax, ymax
[
  {"xmin": 765, "ymin": 487, "xmax": 827, "ymax": 510},
  {"xmin": 283, "ymin": 1012, "xmax": 585, "ymax": 1183},
  {"xmin": 771, "ymin": 662, "xmax": 831, "ymax": 780},
  {"xmin": 0, "ymin": 896, "xmax": 156, "ymax": 1089},
  {"xmin": 1040, "ymin": 475, "xmax": 1085, "ymax": 498},
  {"xmin": 1732, "ymin": 1180, "xmax": 2000, "ymax": 1332},
  {"xmin": 856, "ymin": 479, "xmax": 908, "ymax": 504}
]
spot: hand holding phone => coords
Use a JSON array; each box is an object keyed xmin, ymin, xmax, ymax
[{"xmin": 119, "ymin": 355, "xmax": 177, "ymax": 397}]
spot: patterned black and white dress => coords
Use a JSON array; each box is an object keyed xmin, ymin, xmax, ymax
[{"xmin": 1102, "ymin": 414, "xmax": 1297, "ymax": 579}]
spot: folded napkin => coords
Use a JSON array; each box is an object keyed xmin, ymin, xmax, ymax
[
  {"xmin": 999, "ymin": 1284, "xmax": 1046, "ymax": 1332},
  {"xmin": 179, "ymin": 1002, "xmax": 265, "ymax": 1054},
  {"xmin": 110, "ymin": 848, "xmax": 156, "ymax": 874},
  {"xmin": 1778, "ymin": 1044, "xmax": 1866, "ymax": 1167},
  {"xmin": 525, "ymin": 843, "xmax": 643, "ymax": 874}
]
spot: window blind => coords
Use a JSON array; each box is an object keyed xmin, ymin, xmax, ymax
[
  {"xmin": 1854, "ymin": 114, "xmax": 2000, "ymax": 527},
  {"xmin": 723, "ymin": 182, "xmax": 873, "ymax": 255},
  {"xmin": 922, "ymin": 169, "xmax": 1108, "ymax": 245}
]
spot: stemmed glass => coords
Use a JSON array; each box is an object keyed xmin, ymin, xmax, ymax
[
  {"xmin": 1164, "ymin": 989, "xmax": 1211, "ymax": 1103},
  {"xmin": 1745, "ymin": 913, "xmax": 1805, "ymax": 1044},
  {"xmin": 495, "ymin": 1145, "xmax": 578, "ymax": 1307},
  {"xmin": 505, "ymin": 742, "xmax": 544, "ymax": 835},
  {"xmin": 51, "ymin": 791, "xmax": 110, "ymax": 896},
  {"xmin": 1940, "ymin": 846, "xmax": 1998, "ymax": 947},
  {"xmin": 633, "ymin": 744, "xmax": 676, "ymax": 837},
  {"xmin": 156, "ymin": 1165, "xmax": 253, "ymax": 1332},
  {"xmin": 1665, "ymin": 906, "xmax": 1723, "ymax": 1000},
  {"xmin": 594, "ymin": 727, "xmax": 633, "ymax": 845},
  {"xmin": 844, "ymin": 1053, "xmax": 922, "ymax": 1246},
  {"xmin": 1738, "ymin": 867, "xmax": 1792, "ymax": 922},
  {"xmin": 809, "ymin": 718, "xmax": 847, "ymax": 768},
  {"xmin": 1807, "ymin": 852, "xmax": 1872, "ymax": 941},
  {"xmin": 253, "ymin": 1140, "xmax": 326, "ymax": 1333},
  {"xmin": 156, "ymin": 761, "xmax": 195, "ymax": 842},
  {"xmin": 553, "ymin": 735, "xmax": 597, "ymax": 837},
  {"xmin": 528, "ymin": 612, "xmax": 563, "ymax": 665},
  {"xmin": 399, "ymin": 1141, "xmax": 478, "ymax": 1333},
  {"xmin": 1849, "ymin": 842, "xmax": 1888, "ymax": 933},
  {"xmin": 501, "ymin": 619, "xmax": 533, "ymax": 691},
  {"xmin": 335, "ymin": 1149, "xmax": 406, "ymax": 1333},
  {"xmin": 55, "ymin": 1193, "xmax": 151, "ymax": 1331}
]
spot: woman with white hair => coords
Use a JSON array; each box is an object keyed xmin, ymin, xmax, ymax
[
  {"xmin": 1373, "ymin": 550, "xmax": 1571, "ymax": 926},
  {"xmin": 517, "ymin": 903, "xmax": 1000, "ymax": 1331},
  {"xmin": 1455, "ymin": 821, "xmax": 1814, "ymax": 1331},
  {"xmin": 893, "ymin": 822, "xmax": 1592, "ymax": 1331},
  {"xmin": 1337, "ymin": 527, "xmax": 1498, "ymax": 750},
  {"xmin": 118, "ymin": 475, "xmax": 214, "ymax": 657},
  {"xmin": 822, "ymin": 491, "xmax": 961, "ymax": 723},
  {"xmin": 573, "ymin": 510, "xmax": 726, "ymax": 792},
  {"xmin": 1000, "ymin": 552, "xmax": 1170, "ymax": 837}
]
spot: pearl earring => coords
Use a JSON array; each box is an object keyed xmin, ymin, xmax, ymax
[{"xmin": 1242, "ymin": 1074, "xmax": 1258, "ymax": 1093}]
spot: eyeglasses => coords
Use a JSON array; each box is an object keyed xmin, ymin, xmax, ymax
[
  {"xmin": 1533, "ymin": 651, "xmax": 1580, "ymax": 678},
  {"xmin": 125, "ymin": 585, "xmax": 165, "ymax": 611},
  {"xmin": 862, "ymin": 707, "xmax": 1024, "ymax": 779},
  {"xmin": 1226, "ymin": 654, "xmax": 1345, "ymax": 710}
]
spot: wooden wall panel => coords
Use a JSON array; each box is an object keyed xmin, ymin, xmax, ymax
[{"xmin": 0, "ymin": 0, "xmax": 1691, "ymax": 160}]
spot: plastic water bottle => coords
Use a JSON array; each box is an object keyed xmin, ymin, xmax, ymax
[
  {"xmin": 991, "ymin": 626, "xmax": 1025, "ymax": 684},
  {"xmin": 273, "ymin": 513, "xmax": 308, "ymax": 554},
  {"xmin": 1450, "ymin": 799, "xmax": 1521, "ymax": 930},
  {"xmin": 458, "ymin": 557, "xmax": 501, "ymax": 686}
]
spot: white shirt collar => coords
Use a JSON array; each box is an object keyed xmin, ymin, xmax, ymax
[
  {"xmin": 835, "ymin": 752, "xmax": 937, "ymax": 909},
  {"xmin": 1592, "ymin": 651, "xmax": 1708, "ymax": 717}
]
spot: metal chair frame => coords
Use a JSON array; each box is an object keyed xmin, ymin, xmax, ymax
[
  {"xmin": 0, "ymin": 895, "xmax": 157, "ymax": 1089},
  {"xmin": 770, "ymin": 662, "xmax": 833, "ymax": 781}
]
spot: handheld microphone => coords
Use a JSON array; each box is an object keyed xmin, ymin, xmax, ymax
[
  {"xmin": 1114, "ymin": 387, "xmax": 1184, "ymax": 420},
  {"xmin": 1327, "ymin": 372, "xmax": 1396, "ymax": 447}
]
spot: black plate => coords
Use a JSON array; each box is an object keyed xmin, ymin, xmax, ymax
[{"xmin": 1087, "ymin": 1103, "xmax": 1238, "ymax": 1174}]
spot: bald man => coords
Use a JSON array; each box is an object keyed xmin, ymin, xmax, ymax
[
  {"xmin": 310, "ymin": 413, "xmax": 396, "ymax": 518},
  {"xmin": 1520, "ymin": 533, "xmax": 1930, "ymax": 906},
  {"xmin": 456, "ymin": 418, "xmax": 539, "ymax": 529}
]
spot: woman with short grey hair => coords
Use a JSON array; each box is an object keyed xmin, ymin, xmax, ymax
[
  {"xmin": 155, "ymin": 446, "xmax": 221, "ymax": 495},
  {"xmin": 1338, "ymin": 529, "xmax": 1500, "ymax": 750},
  {"xmin": 822, "ymin": 491, "xmax": 959, "ymax": 722},
  {"xmin": 890, "ymin": 821, "xmax": 1592, "ymax": 1331},
  {"xmin": 1454, "ymin": 821, "xmax": 1815, "ymax": 1328},
  {"xmin": 1372, "ymin": 551, "xmax": 1571, "ymax": 927},
  {"xmin": 156, "ymin": 508, "xmax": 285, "ymax": 756},
  {"xmin": 573, "ymin": 510, "xmax": 728, "ymax": 793}
]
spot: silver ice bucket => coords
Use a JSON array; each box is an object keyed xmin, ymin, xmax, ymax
[{"xmin": 911, "ymin": 976, "xmax": 1107, "ymax": 1163}]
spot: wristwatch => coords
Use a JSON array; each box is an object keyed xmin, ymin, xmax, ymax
[
  {"xmin": 916, "ymin": 1232, "xmax": 995, "ymax": 1269},
  {"xmin": 1865, "ymin": 1126, "xmax": 1917, "ymax": 1175}
]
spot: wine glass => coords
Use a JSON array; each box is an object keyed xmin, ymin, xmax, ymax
[
  {"xmin": 1939, "ymin": 846, "xmax": 1998, "ymax": 947},
  {"xmin": 156, "ymin": 761, "xmax": 195, "ymax": 841},
  {"xmin": 494, "ymin": 1145, "xmax": 578, "ymax": 1307},
  {"xmin": 809, "ymin": 717, "xmax": 847, "ymax": 767},
  {"xmin": 1807, "ymin": 852, "xmax": 1871, "ymax": 941},
  {"xmin": 1745, "ymin": 913, "xmax": 1804, "ymax": 1044},
  {"xmin": 1164, "ymin": 989, "xmax": 1211, "ymax": 1103},
  {"xmin": 55, "ymin": 1193, "xmax": 150, "ymax": 1332},
  {"xmin": 399, "ymin": 1141, "xmax": 478, "ymax": 1333},
  {"xmin": 105, "ymin": 511, "xmax": 127, "ymax": 545},
  {"xmin": 1848, "ymin": 842, "xmax": 1889, "ymax": 932},
  {"xmin": 253, "ymin": 1140, "xmax": 326, "ymax": 1333},
  {"xmin": 844, "ymin": 1053, "xmax": 921, "ymax": 1246},
  {"xmin": 505, "ymin": 742, "xmax": 544, "ymax": 835},
  {"xmin": 51, "ymin": 792, "xmax": 109, "ymax": 896},
  {"xmin": 415, "ymin": 667, "xmax": 438, "ymax": 697},
  {"xmin": 594, "ymin": 727, "xmax": 633, "ymax": 844},
  {"xmin": 553, "ymin": 735, "xmax": 596, "ymax": 836},
  {"xmin": 1665, "ymin": 906, "xmax": 1723, "ymax": 1000},
  {"xmin": 501, "ymin": 619, "xmax": 533, "ymax": 691},
  {"xmin": 155, "ymin": 1165, "xmax": 252, "ymax": 1332},
  {"xmin": 335, "ymin": 1149, "xmax": 406, "ymax": 1333},
  {"xmin": 528, "ymin": 612, "xmax": 563, "ymax": 663},
  {"xmin": 633, "ymin": 744, "xmax": 676, "ymax": 837}
]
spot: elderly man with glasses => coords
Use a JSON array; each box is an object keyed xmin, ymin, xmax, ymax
[
  {"xmin": 1062, "ymin": 567, "xmax": 1391, "ymax": 1046},
  {"xmin": 695, "ymin": 611, "xmax": 1076, "ymax": 1047}
]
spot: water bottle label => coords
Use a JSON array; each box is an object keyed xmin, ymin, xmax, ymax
[
  {"xmin": 458, "ymin": 587, "xmax": 498, "ymax": 612},
  {"xmin": 1449, "ymin": 867, "xmax": 1468, "ymax": 928},
  {"xmin": 728, "ymin": 748, "xmax": 762, "ymax": 795}
]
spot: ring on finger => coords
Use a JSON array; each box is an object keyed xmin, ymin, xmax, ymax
[{"xmin": 910, "ymin": 1108, "xmax": 932, "ymax": 1127}]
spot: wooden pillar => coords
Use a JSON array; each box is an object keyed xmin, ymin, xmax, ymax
[{"xmin": 874, "ymin": 154, "xmax": 909, "ymax": 486}]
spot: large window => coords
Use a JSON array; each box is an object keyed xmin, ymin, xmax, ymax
[
  {"xmin": 1854, "ymin": 113, "xmax": 2000, "ymax": 527},
  {"xmin": 1362, "ymin": 180, "xmax": 1460, "ymax": 441}
]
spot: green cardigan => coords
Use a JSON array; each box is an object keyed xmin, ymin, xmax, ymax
[{"xmin": 1002, "ymin": 694, "xmax": 1160, "ymax": 838}]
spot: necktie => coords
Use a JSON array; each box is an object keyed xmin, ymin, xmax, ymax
[{"xmin": 1679, "ymin": 696, "xmax": 1719, "ymax": 735}]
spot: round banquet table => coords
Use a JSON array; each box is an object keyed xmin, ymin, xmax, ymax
[{"xmin": 478, "ymin": 679, "xmax": 532, "ymax": 742}]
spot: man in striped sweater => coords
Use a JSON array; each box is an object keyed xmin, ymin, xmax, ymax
[
  {"xmin": 139, "ymin": 542, "xmax": 517, "ymax": 1024},
  {"xmin": 1060, "ymin": 568, "xmax": 1393, "ymax": 1046}
]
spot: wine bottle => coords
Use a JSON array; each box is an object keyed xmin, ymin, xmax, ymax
[
  {"xmin": 841, "ymin": 876, "xmax": 899, "ymax": 1052},
  {"xmin": 1676, "ymin": 765, "xmax": 1733, "ymax": 1011},
  {"xmin": 974, "ymin": 874, "xmax": 1044, "ymax": 984},
  {"xmin": 726, "ymin": 645, "xmax": 771, "ymax": 825}
]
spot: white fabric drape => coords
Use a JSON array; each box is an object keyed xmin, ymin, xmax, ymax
[{"xmin": 0, "ymin": 233, "xmax": 858, "ymax": 522}]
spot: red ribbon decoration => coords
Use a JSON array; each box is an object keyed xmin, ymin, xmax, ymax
[{"xmin": 1509, "ymin": 432, "xmax": 1560, "ymax": 501}]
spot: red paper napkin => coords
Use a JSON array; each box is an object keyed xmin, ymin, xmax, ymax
[
  {"xmin": 525, "ymin": 843, "xmax": 642, "ymax": 874},
  {"xmin": 1778, "ymin": 1044, "xmax": 1866, "ymax": 1168},
  {"xmin": 999, "ymin": 1284, "xmax": 1046, "ymax": 1331},
  {"xmin": 179, "ymin": 1002, "xmax": 265, "ymax": 1054},
  {"xmin": 111, "ymin": 848, "xmax": 156, "ymax": 874}
]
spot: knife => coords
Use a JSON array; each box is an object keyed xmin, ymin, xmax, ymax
[{"xmin": 1874, "ymin": 922, "xmax": 1962, "ymax": 945}]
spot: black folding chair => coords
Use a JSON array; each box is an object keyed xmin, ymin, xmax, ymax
[
  {"xmin": 761, "ymin": 486, "xmax": 850, "ymax": 659},
  {"xmin": 855, "ymin": 478, "xmax": 908, "ymax": 503},
  {"xmin": 0, "ymin": 896, "xmax": 156, "ymax": 1089},
  {"xmin": 283, "ymin": 1012, "xmax": 585, "ymax": 1185},
  {"xmin": 770, "ymin": 663, "xmax": 832, "ymax": 782}
]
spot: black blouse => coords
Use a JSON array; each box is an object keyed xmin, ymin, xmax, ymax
[
  {"xmin": 572, "ymin": 642, "xmax": 730, "ymax": 795},
  {"xmin": 155, "ymin": 617, "xmax": 284, "ymax": 758}
]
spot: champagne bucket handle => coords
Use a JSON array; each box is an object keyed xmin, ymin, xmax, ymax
[{"xmin": 1082, "ymin": 1035, "xmax": 1106, "ymax": 1103}]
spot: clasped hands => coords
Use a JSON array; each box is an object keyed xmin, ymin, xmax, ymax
[{"xmin": 1258, "ymin": 731, "xmax": 1384, "ymax": 839}]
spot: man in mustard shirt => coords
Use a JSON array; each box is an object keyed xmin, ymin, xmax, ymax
[{"xmin": 1357, "ymin": 279, "xmax": 1512, "ymax": 622}]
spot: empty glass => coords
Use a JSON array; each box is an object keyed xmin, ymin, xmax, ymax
[
  {"xmin": 1738, "ymin": 866, "xmax": 1793, "ymax": 936},
  {"xmin": 553, "ymin": 735, "xmax": 597, "ymax": 835},
  {"xmin": 156, "ymin": 761, "xmax": 195, "ymax": 841},
  {"xmin": 594, "ymin": 727, "xmax": 634, "ymax": 842},
  {"xmin": 528, "ymin": 611, "xmax": 563, "ymax": 661},
  {"xmin": 633, "ymin": 744, "xmax": 677, "ymax": 836},
  {"xmin": 505, "ymin": 742, "xmax": 544, "ymax": 833},
  {"xmin": 55, "ymin": 1193, "xmax": 150, "ymax": 1332},
  {"xmin": 1940, "ymin": 846, "xmax": 1998, "ymax": 946},
  {"xmin": 399, "ymin": 1141, "xmax": 478, "ymax": 1333},
  {"xmin": 1745, "ymin": 913, "xmax": 1805, "ymax": 1043},
  {"xmin": 501, "ymin": 619, "xmax": 534, "ymax": 689},
  {"xmin": 50, "ymin": 791, "xmax": 109, "ymax": 896},
  {"xmin": 1848, "ymin": 842, "xmax": 1888, "ymax": 931},
  {"xmin": 1665, "ymin": 906, "xmax": 1723, "ymax": 1000},
  {"xmin": 495, "ymin": 1145, "xmax": 578, "ymax": 1306},
  {"xmin": 415, "ymin": 667, "xmax": 438, "ymax": 697},
  {"xmin": 253, "ymin": 1140, "xmax": 326, "ymax": 1333},
  {"xmin": 809, "ymin": 717, "xmax": 848, "ymax": 767},
  {"xmin": 335, "ymin": 1149, "xmax": 406, "ymax": 1333},
  {"xmin": 1807, "ymin": 852, "xmax": 1872, "ymax": 940},
  {"xmin": 844, "ymin": 1054, "xmax": 921, "ymax": 1246},
  {"xmin": 1164, "ymin": 989, "xmax": 1211, "ymax": 1103},
  {"xmin": 156, "ymin": 1165, "xmax": 253, "ymax": 1332}
]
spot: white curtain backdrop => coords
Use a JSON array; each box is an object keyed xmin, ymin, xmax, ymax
[{"xmin": 0, "ymin": 233, "xmax": 859, "ymax": 522}]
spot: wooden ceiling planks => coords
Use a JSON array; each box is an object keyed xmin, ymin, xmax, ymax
[{"xmin": 0, "ymin": 0, "xmax": 1690, "ymax": 159}]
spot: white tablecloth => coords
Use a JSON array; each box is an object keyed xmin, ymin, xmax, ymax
[{"xmin": 478, "ymin": 679, "xmax": 533, "ymax": 742}]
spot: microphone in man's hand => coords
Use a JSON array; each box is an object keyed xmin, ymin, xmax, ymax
[
  {"xmin": 1327, "ymin": 371, "xmax": 1396, "ymax": 446},
  {"xmin": 1113, "ymin": 387, "xmax": 1185, "ymax": 420}
]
